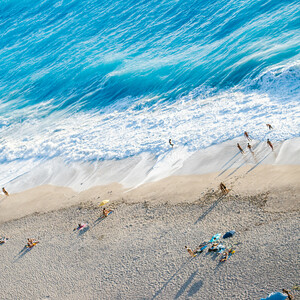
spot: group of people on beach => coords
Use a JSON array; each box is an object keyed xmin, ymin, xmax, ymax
[
  {"xmin": 236, "ymin": 124, "xmax": 274, "ymax": 154},
  {"xmin": 185, "ymin": 232, "xmax": 236, "ymax": 263}
]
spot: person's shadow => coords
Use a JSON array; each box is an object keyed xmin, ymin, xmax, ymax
[
  {"xmin": 14, "ymin": 245, "xmax": 32, "ymax": 262},
  {"xmin": 78, "ymin": 225, "xmax": 90, "ymax": 236},
  {"xmin": 194, "ymin": 195, "xmax": 225, "ymax": 224}
]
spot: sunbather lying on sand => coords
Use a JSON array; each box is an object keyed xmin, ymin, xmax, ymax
[
  {"xmin": 73, "ymin": 223, "xmax": 87, "ymax": 231},
  {"xmin": 185, "ymin": 246, "xmax": 196, "ymax": 257},
  {"xmin": 282, "ymin": 289, "xmax": 293, "ymax": 300},
  {"xmin": 0, "ymin": 237, "xmax": 8, "ymax": 244},
  {"xmin": 220, "ymin": 251, "xmax": 228, "ymax": 262},
  {"xmin": 193, "ymin": 243, "xmax": 207, "ymax": 254},
  {"xmin": 26, "ymin": 238, "xmax": 39, "ymax": 248},
  {"xmin": 102, "ymin": 208, "xmax": 112, "ymax": 217},
  {"xmin": 208, "ymin": 242, "xmax": 219, "ymax": 252}
]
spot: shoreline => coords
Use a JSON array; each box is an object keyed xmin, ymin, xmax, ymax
[
  {"xmin": 2, "ymin": 136, "xmax": 300, "ymax": 195},
  {"xmin": 0, "ymin": 163, "xmax": 299, "ymax": 224}
]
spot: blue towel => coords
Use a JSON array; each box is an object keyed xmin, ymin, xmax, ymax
[
  {"xmin": 209, "ymin": 233, "xmax": 221, "ymax": 243},
  {"xmin": 223, "ymin": 230, "xmax": 236, "ymax": 239},
  {"xmin": 261, "ymin": 292, "xmax": 287, "ymax": 300}
]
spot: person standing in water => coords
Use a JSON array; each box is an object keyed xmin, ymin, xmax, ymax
[
  {"xmin": 266, "ymin": 124, "xmax": 273, "ymax": 130},
  {"xmin": 267, "ymin": 139, "xmax": 274, "ymax": 151},
  {"xmin": 169, "ymin": 139, "xmax": 174, "ymax": 148},
  {"xmin": 244, "ymin": 131, "xmax": 251, "ymax": 141},
  {"xmin": 247, "ymin": 143, "xmax": 253, "ymax": 153},
  {"xmin": 237, "ymin": 143, "xmax": 244, "ymax": 154}
]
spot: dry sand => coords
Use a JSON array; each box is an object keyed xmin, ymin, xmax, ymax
[{"xmin": 0, "ymin": 163, "xmax": 299, "ymax": 299}]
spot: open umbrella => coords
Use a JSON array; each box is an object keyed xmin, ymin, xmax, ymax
[{"xmin": 99, "ymin": 200, "xmax": 109, "ymax": 206}]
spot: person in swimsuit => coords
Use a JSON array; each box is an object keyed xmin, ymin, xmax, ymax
[
  {"xmin": 237, "ymin": 143, "xmax": 244, "ymax": 154},
  {"xmin": 267, "ymin": 139, "xmax": 274, "ymax": 151},
  {"xmin": 26, "ymin": 238, "xmax": 39, "ymax": 248},
  {"xmin": 220, "ymin": 182, "xmax": 229, "ymax": 195},
  {"xmin": 185, "ymin": 246, "xmax": 196, "ymax": 257},
  {"xmin": 282, "ymin": 289, "xmax": 293, "ymax": 300},
  {"xmin": 220, "ymin": 251, "xmax": 228, "ymax": 262},
  {"xmin": 169, "ymin": 139, "xmax": 174, "ymax": 148},
  {"xmin": 2, "ymin": 187, "xmax": 9, "ymax": 196},
  {"xmin": 266, "ymin": 124, "xmax": 273, "ymax": 130},
  {"xmin": 247, "ymin": 143, "xmax": 253, "ymax": 152},
  {"xmin": 244, "ymin": 131, "xmax": 251, "ymax": 141},
  {"xmin": 102, "ymin": 207, "xmax": 112, "ymax": 217}
]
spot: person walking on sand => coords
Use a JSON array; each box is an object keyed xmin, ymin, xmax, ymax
[
  {"xmin": 185, "ymin": 246, "xmax": 196, "ymax": 257},
  {"xmin": 220, "ymin": 182, "xmax": 229, "ymax": 195},
  {"xmin": 244, "ymin": 131, "xmax": 251, "ymax": 141},
  {"xmin": 267, "ymin": 139, "xmax": 274, "ymax": 151},
  {"xmin": 266, "ymin": 124, "xmax": 273, "ymax": 130},
  {"xmin": 169, "ymin": 139, "xmax": 174, "ymax": 148},
  {"xmin": 247, "ymin": 143, "xmax": 253, "ymax": 153},
  {"xmin": 2, "ymin": 187, "xmax": 9, "ymax": 196},
  {"xmin": 237, "ymin": 143, "xmax": 244, "ymax": 154}
]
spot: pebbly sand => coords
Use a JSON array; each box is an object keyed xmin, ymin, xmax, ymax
[{"xmin": 0, "ymin": 140, "xmax": 299, "ymax": 299}]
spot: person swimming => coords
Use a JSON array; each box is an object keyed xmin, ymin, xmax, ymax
[{"xmin": 266, "ymin": 124, "xmax": 273, "ymax": 130}]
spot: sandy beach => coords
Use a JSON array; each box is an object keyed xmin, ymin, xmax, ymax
[{"xmin": 0, "ymin": 160, "xmax": 299, "ymax": 299}]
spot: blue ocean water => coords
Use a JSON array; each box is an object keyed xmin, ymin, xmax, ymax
[{"xmin": 0, "ymin": 0, "xmax": 299, "ymax": 187}]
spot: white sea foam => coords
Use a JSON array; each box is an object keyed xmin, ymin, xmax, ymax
[{"xmin": 3, "ymin": 137, "xmax": 300, "ymax": 194}]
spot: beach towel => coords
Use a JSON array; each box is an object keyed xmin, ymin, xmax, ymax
[
  {"xmin": 261, "ymin": 292, "xmax": 287, "ymax": 300},
  {"xmin": 217, "ymin": 244, "xmax": 225, "ymax": 253},
  {"xmin": 209, "ymin": 233, "xmax": 221, "ymax": 243},
  {"xmin": 223, "ymin": 230, "xmax": 236, "ymax": 239}
]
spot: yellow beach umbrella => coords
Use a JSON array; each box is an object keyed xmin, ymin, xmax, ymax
[{"xmin": 99, "ymin": 199, "xmax": 109, "ymax": 206}]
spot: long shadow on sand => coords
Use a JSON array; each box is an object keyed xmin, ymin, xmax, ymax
[
  {"xmin": 194, "ymin": 195, "xmax": 225, "ymax": 224},
  {"xmin": 174, "ymin": 271, "xmax": 198, "ymax": 299},
  {"xmin": 187, "ymin": 280, "xmax": 204, "ymax": 297},
  {"xmin": 14, "ymin": 246, "xmax": 33, "ymax": 261},
  {"xmin": 246, "ymin": 151, "xmax": 272, "ymax": 174},
  {"xmin": 151, "ymin": 258, "xmax": 195, "ymax": 300},
  {"xmin": 93, "ymin": 216, "xmax": 106, "ymax": 226},
  {"xmin": 77, "ymin": 226, "xmax": 90, "ymax": 236}
]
